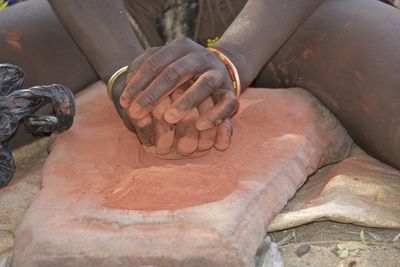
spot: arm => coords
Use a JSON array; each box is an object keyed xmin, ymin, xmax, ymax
[
  {"xmin": 49, "ymin": 0, "xmax": 144, "ymax": 82},
  {"xmin": 48, "ymin": 1, "xmax": 228, "ymax": 155},
  {"xmin": 122, "ymin": 0, "xmax": 322, "ymax": 130},
  {"xmin": 49, "ymin": 0, "xmax": 144, "ymax": 130},
  {"xmin": 212, "ymin": 0, "xmax": 322, "ymax": 90}
]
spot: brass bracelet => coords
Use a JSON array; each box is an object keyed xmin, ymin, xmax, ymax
[{"xmin": 107, "ymin": 66, "xmax": 128, "ymax": 100}]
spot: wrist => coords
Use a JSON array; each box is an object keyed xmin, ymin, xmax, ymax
[
  {"xmin": 106, "ymin": 70, "xmax": 127, "ymax": 117},
  {"xmin": 210, "ymin": 40, "xmax": 251, "ymax": 91},
  {"xmin": 107, "ymin": 73, "xmax": 137, "ymax": 133},
  {"xmin": 107, "ymin": 66, "xmax": 128, "ymax": 100},
  {"xmin": 207, "ymin": 48, "xmax": 241, "ymax": 99}
]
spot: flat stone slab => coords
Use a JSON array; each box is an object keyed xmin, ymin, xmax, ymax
[
  {"xmin": 12, "ymin": 82, "xmax": 351, "ymax": 267},
  {"xmin": 268, "ymin": 146, "xmax": 400, "ymax": 231}
]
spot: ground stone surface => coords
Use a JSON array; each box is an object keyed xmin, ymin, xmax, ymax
[{"xmin": 12, "ymin": 82, "xmax": 351, "ymax": 267}]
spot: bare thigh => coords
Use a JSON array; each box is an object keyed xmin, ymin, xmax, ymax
[{"xmin": 255, "ymin": 0, "xmax": 400, "ymax": 169}]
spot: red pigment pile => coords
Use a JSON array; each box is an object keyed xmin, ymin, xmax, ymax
[{"xmin": 102, "ymin": 164, "xmax": 237, "ymax": 211}]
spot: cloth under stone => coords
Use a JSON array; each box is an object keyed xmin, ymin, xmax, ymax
[{"xmin": 268, "ymin": 145, "xmax": 400, "ymax": 231}]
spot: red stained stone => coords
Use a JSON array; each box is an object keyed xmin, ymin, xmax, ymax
[{"xmin": 12, "ymin": 82, "xmax": 351, "ymax": 267}]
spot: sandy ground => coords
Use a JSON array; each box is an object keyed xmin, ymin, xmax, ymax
[
  {"xmin": 1, "ymin": 138, "xmax": 399, "ymax": 267},
  {"xmin": 267, "ymin": 221, "xmax": 400, "ymax": 267},
  {"xmin": 0, "ymin": 138, "xmax": 49, "ymax": 266}
]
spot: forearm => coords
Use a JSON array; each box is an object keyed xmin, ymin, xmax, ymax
[
  {"xmin": 49, "ymin": 0, "xmax": 144, "ymax": 81},
  {"xmin": 212, "ymin": 0, "xmax": 321, "ymax": 90}
]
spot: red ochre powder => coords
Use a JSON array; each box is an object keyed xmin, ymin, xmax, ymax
[{"xmin": 102, "ymin": 164, "xmax": 237, "ymax": 211}]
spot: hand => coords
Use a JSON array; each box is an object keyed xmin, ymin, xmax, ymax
[
  {"xmin": 150, "ymin": 83, "xmax": 233, "ymax": 156},
  {"xmin": 117, "ymin": 38, "xmax": 239, "ymax": 155},
  {"xmin": 112, "ymin": 69, "xmax": 233, "ymax": 156},
  {"xmin": 120, "ymin": 37, "xmax": 239, "ymax": 131}
]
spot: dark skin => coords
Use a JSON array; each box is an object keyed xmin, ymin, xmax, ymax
[
  {"xmin": 119, "ymin": 42, "xmax": 235, "ymax": 155},
  {"xmin": 50, "ymin": 0, "xmax": 320, "ymax": 156},
  {"xmin": 119, "ymin": 0, "xmax": 321, "ymax": 155},
  {"xmin": 255, "ymin": 0, "xmax": 400, "ymax": 169},
  {"xmin": 50, "ymin": 0, "xmax": 400, "ymax": 169}
]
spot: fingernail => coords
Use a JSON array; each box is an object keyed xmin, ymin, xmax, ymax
[
  {"xmin": 215, "ymin": 138, "xmax": 230, "ymax": 151},
  {"xmin": 156, "ymin": 133, "xmax": 174, "ymax": 155},
  {"xmin": 196, "ymin": 120, "xmax": 213, "ymax": 131},
  {"xmin": 197, "ymin": 139, "xmax": 214, "ymax": 151},
  {"xmin": 129, "ymin": 103, "xmax": 146, "ymax": 119},
  {"xmin": 120, "ymin": 95, "xmax": 129, "ymax": 108},
  {"xmin": 177, "ymin": 137, "xmax": 197, "ymax": 155},
  {"xmin": 156, "ymin": 146, "xmax": 170, "ymax": 155},
  {"xmin": 135, "ymin": 116, "xmax": 152, "ymax": 127},
  {"xmin": 164, "ymin": 107, "xmax": 180, "ymax": 123}
]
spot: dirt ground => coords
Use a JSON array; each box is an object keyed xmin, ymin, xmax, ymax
[
  {"xmin": 1, "ymin": 138, "xmax": 399, "ymax": 267},
  {"xmin": 266, "ymin": 221, "xmax": 400, "ymax": 267}
]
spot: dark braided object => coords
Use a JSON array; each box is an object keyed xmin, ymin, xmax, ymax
[{"xmin": 0, "ymin": 64, "xmax": 75, "ymax": 188}]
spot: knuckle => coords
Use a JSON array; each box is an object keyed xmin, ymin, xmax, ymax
[
  {"xmin": 175, "ymin": 36, "xmax": 190, "ymax": 45},
  {"xmin": 128, "ymin": 58, "xmax": 140, "ymax": 70},
  {"xmin": 139, "ymin": 91, "xmax": 158, "ymax": 107},
  {"xmin": 203, "ymin": 73, "xmax": 222, "ymax": 91},
  {"xmin": 144, "ymin": 47, "xmax": 159, "ymax": 54},
  {"xmin": 145, "ymin": 56, "xmax": 161, "ymax": 72},
  {"xmin": 187, "ymin": 53, "xmax": 203, "ymax": 66},
  {"xmin": 179, "ymin": 96, "xmax": 195, "ymax": 109},
  {"xmin": 120, "ymin": 91, "xmax": 133, "ymax": 106},
  {"xmin": 164, "ymin": 66, "xmax": 180, "ymax": 83}
]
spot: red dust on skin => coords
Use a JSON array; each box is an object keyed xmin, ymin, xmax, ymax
[
  {"xmin": 302, "ymin": 48, "xmax": 314, "ymax": 61},
  {"xmin": 344, "ymin": 21, "xmax": 354, "ymax": 28},
  {"xmin": 354, "ymin": 70, "xmax": 364, "ymax": 82},
  {"xmin": 2, "ymin": 29, "xmax": 22, "ymax": 51}
]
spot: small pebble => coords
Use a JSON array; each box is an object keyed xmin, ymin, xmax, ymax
[{"xmin": 295, "ymin": 244, "xmax": 311, "ymax": 257}]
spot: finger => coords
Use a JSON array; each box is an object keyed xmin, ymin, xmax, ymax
[
  {"xmin": 214, "ymin": 119, "xmax": 233, "ymax": 151},
  {"xmin": 120, "ymin": 47, "xmax": 161, "ymax": 108},
  {"xmin": 175, "ymin": 108, "xmax": 199, "ymax": 155},
  {"xmin": 170, "ymin": 89, "xmax": 199, "ymax": 155},
  {"xmin": 197, "ymin": 97, "xmax": 217, "ymax": 151},
  {"xmin": 164, "ymin": 70, "xmax": 224, "ymax": 124},
  {"xmin": 126, "ymin": 47, "xmax": 161, "ymax": 80},
  {"xmin": 121, "ymin": 37, "xmax": 194, "ymax": 109},
  {"xmin": 132, "ymin": 114, "xmax": 155, "ymax": 146},
  {"xmin": 152, "ymin": 97, "xmax": 174, "ymax": 155},
  {"xmin": 120, "ymin": 109, "xmax": 136, "ymax": 133},
  {"xmin": 170, "ymin": 86, "xmax": 187, "ymax": 101},
  {"xmin": 128, "ymin": 52, "xmax": 208, "ymax": 120},
  {"xmin": 196, "ymin": 89, "xmax": 238, "ymax": 131}
]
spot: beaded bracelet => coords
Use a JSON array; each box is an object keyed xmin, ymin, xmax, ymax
[{"xmin": 207, "ymin": 47, "xmax": 241, "ymax": 99}]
